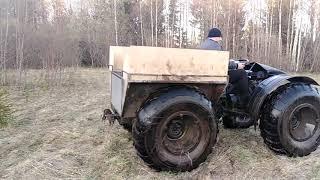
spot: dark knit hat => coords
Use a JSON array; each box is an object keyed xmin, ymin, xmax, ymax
[{"xmin": 208, "ymin": 28, "xmax": 222, "ymax": 38}]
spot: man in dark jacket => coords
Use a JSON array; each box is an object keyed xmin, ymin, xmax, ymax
[{"xmin": 200, "ymin": 28, "xmax": 249, "ymax": 106}]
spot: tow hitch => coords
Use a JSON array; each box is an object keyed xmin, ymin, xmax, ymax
[{"xmin": 102, "ymin": 109, "xmax": 117, "ymax": 125}]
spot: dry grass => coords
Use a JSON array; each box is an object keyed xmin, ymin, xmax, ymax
[
  {"xmin": 0, "ymin": 68, "xmax": 320, "ymax": 179},
  {"xmin": 0, "ymin": 89, "xmax": 12, "ymax": 128}
]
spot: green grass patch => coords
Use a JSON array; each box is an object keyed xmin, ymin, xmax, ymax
[{"xmin": 0, "ymin": 89, "xmax": 13, "ymax": 128}]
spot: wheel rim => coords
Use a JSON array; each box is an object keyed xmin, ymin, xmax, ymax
[
  {"xmin": 289, "ymin": 104, "xmax": 320, "ymax": 142},
  {"xmin": 156, "ymin": 109, "xmax": 210, "ymax": 165},
  {"xmin": 164, "ymin": 111, "xmax": 201, "ymax": 154}
]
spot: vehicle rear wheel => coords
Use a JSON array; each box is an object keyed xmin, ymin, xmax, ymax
[
  {"xmin": 132, "ymin": 88, "xmax": 218, "ymax": 171},
  {"xmin": 260, "ymin": 83, "xmax": 320, "ymax": 156}
]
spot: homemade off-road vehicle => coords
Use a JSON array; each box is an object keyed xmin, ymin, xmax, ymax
[{"xmin": 105, "ymin": 46, "xmax": 320, "ymax": 172}]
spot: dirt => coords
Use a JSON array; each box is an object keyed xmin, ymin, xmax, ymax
[{"xmin": 0, "ymin": 69, "xmax": 320, "ymax": 179}]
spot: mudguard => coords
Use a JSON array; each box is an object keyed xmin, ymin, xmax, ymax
[{"xmin": 248, "ymin": 74, "xmax": 319, "ymax": 124}]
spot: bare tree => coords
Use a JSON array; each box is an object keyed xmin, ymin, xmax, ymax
[
  {"xmin": 286, "ymin": 0, "xmax": 293, "ymax": 59},
  {"xmin": 155, "ymin": 0, "xmax": 158, "ymax": 46},
  {"xmin": 139, "ymin": 0, "xmax": 144, "ymax": 46},
  {"xmin": 0, "ymin": 8, "xmax": 3, "ymax": 85},
  {"xmin": 114, "ymin": 0, "xmax": 118, "ymax": 45},
  {"xmin": 0, "ymin": 3, "xmax": 9, "ymax": 85},
  {"xmin": 268, "ymin": 0, "xmax": 274, "ymax": 61},
  {"xmin": 278, "ymin": 0, "xmax": 283, "ymax": 66},
  {"xmin": 150, "ymin": 0, "xmax": 154, "ymax": 46},
  {"xmin": 264, "ymin": 1, "xmax": 269, "ymax": 59},
  {"xmin": 289, "ymin": 0, "xmax": 296, "ymax": 69}
]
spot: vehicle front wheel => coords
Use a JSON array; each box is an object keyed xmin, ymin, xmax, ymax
[{"xmin": 260, "ymin": 83, "xmax": 320, "ymax": 156}]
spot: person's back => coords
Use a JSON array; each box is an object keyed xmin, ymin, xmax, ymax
[
  {"xmin": 200, "ymin": 28, "xmax": 239, "ymax": 70},
  {"xmin": 200, "ymin": 27, "xmax": 249, "ymax": 107},
  {"xmin": 200, "ymin": 38, "xmax": 222, "ymax": 51}
]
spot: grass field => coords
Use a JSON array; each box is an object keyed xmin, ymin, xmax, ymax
[{"xmin": 0, "ymin": 69, "xmax": 320, "ymax": 179}]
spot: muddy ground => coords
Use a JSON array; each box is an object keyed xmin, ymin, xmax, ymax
[{"xmin": 0, "ymin": 69, "xmax": 320, "ymax": 179}]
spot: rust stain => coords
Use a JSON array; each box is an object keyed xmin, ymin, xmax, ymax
[{"xmin": 166, "ymin": 60, "xmax": 174, "ymax": 75}]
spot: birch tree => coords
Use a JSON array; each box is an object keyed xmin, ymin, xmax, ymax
[
  {"xmin": 278, "ymin": 0, "xmax": 283, "ymax": 64},
  {"xmin": 150, "ymin": 0, "xmax": 154, "ymax": 46},
  {"xmin": 139, "ymin": 0, "xmax": 144, "ymax": 46},
  {"xmin": 286, "ymin": 0, "xmax": 293, "ymax": 59},
  {"xmin": 0, "ymin": 2, "xmax": 9, "ymax": 85},
  {"xmin": 114, "ymin": 0, "xmax": 118, "ymax": 45}
]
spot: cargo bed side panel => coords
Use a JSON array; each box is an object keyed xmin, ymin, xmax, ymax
[{"xmin": 111, "ymin": 72, "xmax": 124, "ymax": 115}]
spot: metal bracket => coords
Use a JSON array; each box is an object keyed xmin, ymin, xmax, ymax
[{"xmin": 102, "ymin": 109, "xmax": 115, "ymax": 125}]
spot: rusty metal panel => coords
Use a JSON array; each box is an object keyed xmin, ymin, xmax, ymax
[
  {"xmin": 109, "ymin": 46, "xmax": 229, "ymax": 84},
  {"xmin": 128, "ymin": 74, "xmax": 228, "ymax": 84},
  {"xmin": 109, "ymin": 46, "xmax": 128, "ymax": 71},
  {"xmin": 123, "ymin": 46, "xmax": 229, "ymax": 78},
  {"xmin": 121, "ymin": 83, "xmax": 227, "ymax": 120}
]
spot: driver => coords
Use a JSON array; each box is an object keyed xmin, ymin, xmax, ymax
[{"xmin": 200, "ymin": 28, "xmax": 249, "ymax": 107}]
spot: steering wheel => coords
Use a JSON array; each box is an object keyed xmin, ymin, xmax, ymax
[
  {"xmin": 245, "ymin": 62, "xmax": 257, "ymax": 79},
  {"xmin": 237, "ymin": 59, "xmax": 250, "ymax": 64}
]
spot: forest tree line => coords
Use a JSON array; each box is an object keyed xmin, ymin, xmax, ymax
[{"xmin": 0, "ymin": 0, "xmax": 320, "ymax": 85}]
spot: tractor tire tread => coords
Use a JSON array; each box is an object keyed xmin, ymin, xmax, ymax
[
  {"xmin": 260, "ymin": 83, "xmax": 320, "ymax": 157},
  {"xmin": 132, "ymin": 87, "xmax": 218, "ymax": 172}
]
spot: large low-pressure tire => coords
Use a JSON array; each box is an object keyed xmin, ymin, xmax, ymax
[
  {"xmin": 132, "ymin": 88, "xmax": 218, "ymax": 172},
  {"xmin": 260, "ymin": 83, "xmax": 320, "ymax": 156}
]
